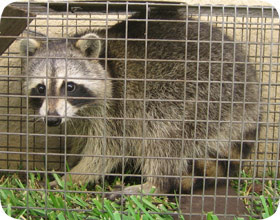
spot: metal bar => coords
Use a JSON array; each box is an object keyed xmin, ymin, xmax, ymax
[
  {"xmin": 0, "ymin": 5, "xmax": 35, "ymax": 55},
  {"xmin": 10, "ymin": 2, "xmax": 279, "ymax": 18}
]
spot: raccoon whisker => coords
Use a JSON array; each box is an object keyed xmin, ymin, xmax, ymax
[
  {"xmin": 67, "ymin": 118, "xmax": 79, "ymax": 134},
  {"xmin": 34, "ymin": 117, "xmax": 44, "ymax": 124}
]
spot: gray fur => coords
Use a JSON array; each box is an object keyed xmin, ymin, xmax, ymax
[{"xmin": 20, "ymin": 10, "xmax": 259, "ymax": 194}]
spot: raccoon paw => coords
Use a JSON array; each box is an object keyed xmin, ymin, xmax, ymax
[
  {"xmin": 105, "ymin": 185, "xmax": 125, "ymax": 201},
  {"xmin": 37, "ymin": 178, "xmax": 60, "ymax": 189},
  {"xmin": 49, "ymin": 174, "xmax": 68, "ymax": 188},
  {"xmin": 108, "ymin": 182, "xmax": 156, "ymax": 201},
  {"xmin": 49, "ymin": 179, "xmax": 60, "ymax": 188}
]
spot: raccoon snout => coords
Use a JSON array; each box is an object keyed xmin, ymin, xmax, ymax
[
  {"xmin": 44, "ymin": 111, "xmax": 62, "ymax": 127},
  {"xmin": 46, "ymin": 117, "xmax": 62, "ymax": 127}
]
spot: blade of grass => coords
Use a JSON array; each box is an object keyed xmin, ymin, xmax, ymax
[
  {"xmin": 71, "ymin": 212, "xmax": 81, "ymax": 220},
  {"xmin": 56, "ymin": 196, "xmax": 66, "ymax": 209},
  {"xmin": 260, "ymin": 195, "xmax": 269, "ymax": 218},
  {"xmin": 92, "ymin": 198, "xmax": 102, "ymax": 210},
  {"xmin": 130, "ymin": 195, "xmax": 154, "ymax": 220},
  {"xmin": 57, "ymin": 212, "xmax": 66, "ymax": 220},
  {"xmin": 0, "ymin": 176, "xmax": 10, "ymax": 186},
  {"xmin": 127, "ymin": 202, "xmax": 138, "ymax": 220},
  {"xmin": 141, "ymin": 197, "xmax": 161, "ymax": 212},
  {"xmin": 103, "ymin": 199, "xmax": 115, "ymax": 219},
  {"xmin": 53, "ymin": 174, "xmax": 64, "ymax": 189},
  {"xmin": 48, "ymin": 211, "xmax": 57, "ymax": 220},
  {"xmin": 30, "ymin": 208, "xmax": 46, "ymax": 217},
  {"xmin": 16, "ymin": 209, "xmax": 27, "ymax": 219},
  {"xmin": 207, "ymin": 212, "xmax": 218, "ymax": 220},
  {"xmin": 7, "ymin": 203, "xmax": 12, "ymax": 216},
  {"xmin": 74, "ymin": 195, "xmax": 89, "ymax": 208},
  {"xmin": 14, "ymin": 178, "xmax": 25, "ymax": 189},
  {"xmin": 49, "ymin": 192, "xmax": 59, "ymax": 208},
  {"xmin": 113, "ymin": 211, "xmax": 122, "ymax": 220},
  {"xmin": 266, "ymin": 197, "xmax": 275, "ymax": 216}
]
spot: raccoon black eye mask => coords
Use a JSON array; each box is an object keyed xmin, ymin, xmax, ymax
[
  {"xmin": 60, "ymin": 81, "xmax": 96, "ymax": 107},
  {"xmin": 29, "ymin": 81, "xmax": 96, "ymax": 110},
  {"xmin": 29, "ymin": 84, "xmax": 45, "ymax": 110}
]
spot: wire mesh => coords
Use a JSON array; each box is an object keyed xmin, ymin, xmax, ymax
[{"xmin": 0, "ymin": 1, "xmax": 279, "ymax": 219}]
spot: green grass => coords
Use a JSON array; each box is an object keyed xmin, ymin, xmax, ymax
[
  {"xmin": 230, "ymin": 170, "xmax": 280, "ymax": 219},
  {"xmin": 0, "ymin": 170, "xmax": 279, "ymax": 219},
  {"xmin": 0, "ymin": 173, "xmax": 184, "ymax": 220},
  {"xmin": 206, "ymin": 170, "xmax": 279, "ymax": 220}
]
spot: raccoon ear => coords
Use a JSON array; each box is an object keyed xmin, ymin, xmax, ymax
[
  {"xmin": 75, "ymin": 33, "xmax": 102, "ymax": 58},
  {"xmin": 19, "ymin": 39, "xmax": 41, "ymax": 56}
]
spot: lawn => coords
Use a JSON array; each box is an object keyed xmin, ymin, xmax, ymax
[{"xmin": 0, "ymin": 170, "xmax": 279, "ymax": 219}]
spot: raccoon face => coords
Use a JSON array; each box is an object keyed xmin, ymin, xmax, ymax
[{"xmin": 20, "ymin": 33, "xmax": 112, "ymax": 126}]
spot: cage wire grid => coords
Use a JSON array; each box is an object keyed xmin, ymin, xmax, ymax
[{"xmin": 0, "ymin": 1, "xmax": 279, "ymax": 219}]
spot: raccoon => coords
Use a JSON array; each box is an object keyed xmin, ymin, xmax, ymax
[{"xmin": 19, "ymin": 10, "xmax": 259, "ymax": 196}]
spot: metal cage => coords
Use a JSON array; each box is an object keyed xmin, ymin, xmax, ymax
[{"xmin": 0, "ymin": 1, "xmax": 279, "ymax": 219}]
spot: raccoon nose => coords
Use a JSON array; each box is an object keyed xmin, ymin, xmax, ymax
[
  {"xmin": 46, "ymin": 117, "xmax": 62, "ymax": 127},
  {"xmin": 45, "ymin": 111, "xmax": 62, "ymax": 126}
]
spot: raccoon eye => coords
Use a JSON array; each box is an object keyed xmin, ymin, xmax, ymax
[
  {"xmin": 37, "ymin": 84, "xmax": 46, "ymax": 94},
  {"xmin": 67, "ymin": 82, "xmax": 76, "ymax": 92}
]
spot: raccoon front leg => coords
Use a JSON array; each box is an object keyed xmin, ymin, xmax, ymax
[
  {"xmin": 109, "ymin": 158, "xmax": 226, "ymax": 198},
  {"xmin": 50, "ymin": 156, "xmax": 121, "ymax": 187},
  {"xmin": 180, "ymin": 160, "xmax": 226, "ymax": 192},
  {"xmin": 109, "ymin": 182, "xmax": 157, "ymax": 200},
  {"xmin": 109, "ymin": 158, "xmax": 182, "ymax": 200}
]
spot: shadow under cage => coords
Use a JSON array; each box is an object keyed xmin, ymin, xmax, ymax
[{"xmin": 0, "ymin": 1, "xmax": 279, "ymax": 219}]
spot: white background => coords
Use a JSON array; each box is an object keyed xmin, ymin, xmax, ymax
[{"xmin": 0, "ymin": 0, "xmax": 279, "ymax": 220}]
